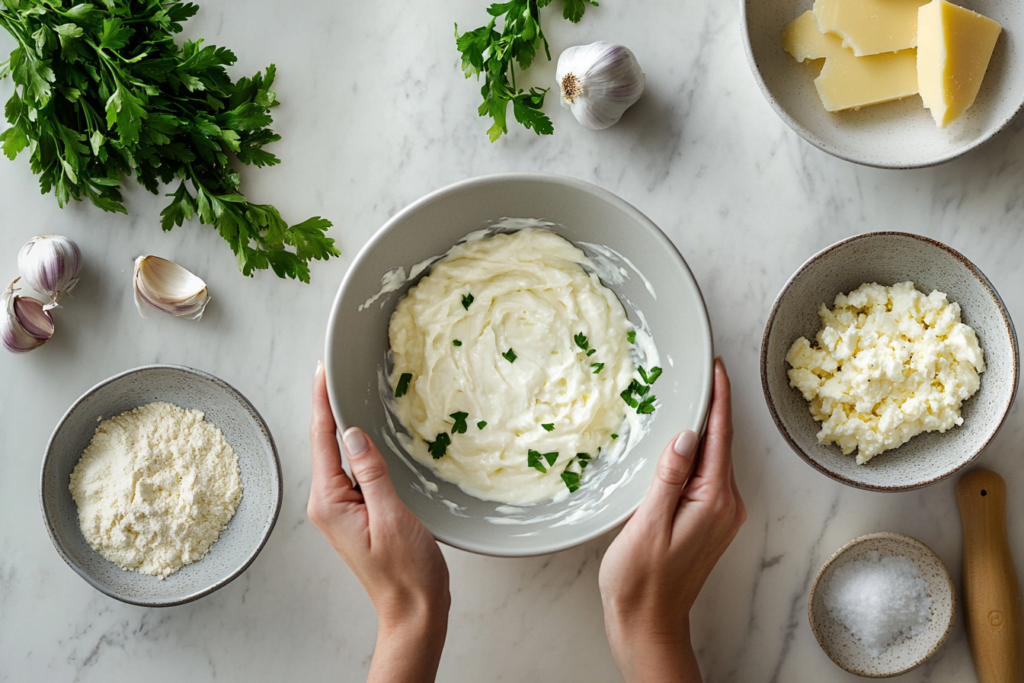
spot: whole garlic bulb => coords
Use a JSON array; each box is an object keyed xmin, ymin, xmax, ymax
[
  {"xmin": 555, "ymin": 42, "xmax": 645, "ymax": 130},
  {"xmin": 2, "ymin": 279, "xmax": 55, "ymax": 353},
  {"xmin": 133, "ymin": 255, "xmax": 211, "ymax": 320},
  {"xmin": 17, "ymin": 235, "xmax": 82, "ymax": 309}
]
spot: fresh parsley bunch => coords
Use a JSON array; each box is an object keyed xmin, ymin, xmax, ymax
[
  {"xmin": 456, "ymin": 0, "xmax": 597, "ymax": 142},
  {"xmin": 0, "ymin": 0, "xmax": 338, "ymax": 282}
]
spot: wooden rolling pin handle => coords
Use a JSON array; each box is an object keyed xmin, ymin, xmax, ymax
[{"xmin": 957, "ymin": 469, "xmax": 1024, "ymax": 683}]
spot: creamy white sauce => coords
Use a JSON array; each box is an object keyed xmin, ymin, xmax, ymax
[
  {"xmin": 388, "ymin": 228, "xmax": 634, "ymax": 505},
  {"xmin": 366, "ymin": 219, "xmax": 661, "ymax": 523}
]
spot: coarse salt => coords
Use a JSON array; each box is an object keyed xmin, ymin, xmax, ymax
[{"xmin": 824, "ymin": 550, "xmax": 932, "ymax": 656}]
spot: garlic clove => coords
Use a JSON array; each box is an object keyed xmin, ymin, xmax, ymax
[
  {"xmin": 133, "ymin": 256, "xmax": 211, "ymax": 320},
  {"xmin": 556, "ymin": 42, "xmax": 646, "ymax": 130},
  {"xmin": 18, "ymin": 235, "xmax": 82, "ymax": 309},
  {"xmin": 2, "ymin": 279, "xmax": 55, "ymax": 353}
]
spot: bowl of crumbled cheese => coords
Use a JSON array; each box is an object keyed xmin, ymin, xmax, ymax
[
  {"xmin": 808, "ymin": 532, "xmax": 956, "ymax": 675},
  {"xmin": 40, "ymin": 365, "xmax": 282, "ymax": 606},
  {"xmin": 761, "ymin": 232, "xmax": 1018, "ymax": 491}
]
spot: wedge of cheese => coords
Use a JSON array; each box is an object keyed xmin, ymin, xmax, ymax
[
  {"xmin": 782, "ymin": 11, "xmax": 919, "ymax": 112},
  {"xmin": 813, "ymin": 0, "xmax": 930, "ymax": 56},
  {"xmin": 917, "ymin": 0, "xmax": 1002, "ymax": 128}
]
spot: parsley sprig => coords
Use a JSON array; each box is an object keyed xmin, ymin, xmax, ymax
[
  {"xmin": 455, "ymin": 0, "xmax": 598, "ymax": 141},
  {"xmin": 0, "ymin": 0, "xmax": 338, "ymax": 282}
]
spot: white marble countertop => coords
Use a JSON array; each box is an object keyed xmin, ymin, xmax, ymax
[{"xmin": 2, "ymin": 0, "xmax": 1022, "ymax": 680}]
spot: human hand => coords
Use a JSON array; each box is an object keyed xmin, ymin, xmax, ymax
[
  {"xmin": 307, "ymin": 362, "xmax": 450, "ymax": 683},
  {"xmin": 598, "ymin": 358, "xmax": 746, "ymax": 683}
]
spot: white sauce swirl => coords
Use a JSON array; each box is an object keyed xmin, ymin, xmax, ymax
[{"xmin": 388, "ymin": 228, "xmax": 633, "ymax": 504}]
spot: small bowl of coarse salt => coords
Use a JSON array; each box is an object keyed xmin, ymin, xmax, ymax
[{"xmin": 808, "ymin": 532, "xmax": 956, "ymax": 677}]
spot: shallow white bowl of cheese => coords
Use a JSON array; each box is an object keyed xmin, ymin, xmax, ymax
[
  {"xmin": 742, "ymin": 0, "xmax": 1024, "ymax": 167},
  {"xmin": 325, "ymin": 173, "xmax": 714, "ymax": 556},
  {"xmin": 761, "ymin": 232, "xmax": 1018, "ymax": 490}
]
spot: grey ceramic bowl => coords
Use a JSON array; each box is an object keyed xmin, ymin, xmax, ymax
[
  {"xmin": 40, "ymin": 365, "xmax": 282, "ymax": 606},
  {"xmin": 809, "ymin": 532, "xmax": 956, "ymax": 676},
  {"xmin": 761, "ymin": 232, "xmax": 1018, "ymax": 491},
  {"xmin": 325, "ymin": 173, "xmax": 714, "ymax": 556},
  {"xmin": 741, "ymin": 0, "xmax": 1024, "ymax": 167}
]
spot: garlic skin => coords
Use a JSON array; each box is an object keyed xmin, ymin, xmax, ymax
[
  {"xmin": 556, "ymin": 42, "xmax": 646, "ymax": 130},
  {"xmin": 133, "ymin": 256, "xmax": 211, "ymax": 320},
  {"xmin": 2, "ymin": 279, "xmax": 55, "ymax": 353},
  {"xmin": 18, "ymin": 235, "xmax": 83, "ymax": 309}
]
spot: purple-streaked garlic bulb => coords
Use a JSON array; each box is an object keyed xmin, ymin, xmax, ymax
[
  {"xmin": 17, "ymin": 235, "xmax": 82, "ymax": 309},
  {"xmin": 2, "ymin": 279, "xmax": 55, "ymax": 353},
  {"xmin": 133, "ymin": 256, "xmax": 211, "ymax": 320}
]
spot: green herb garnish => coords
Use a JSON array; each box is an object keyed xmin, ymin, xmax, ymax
[
  {"xmin": 592, "ymin": 363, "xmax": 604, "ymax": 373},
  {"xmin": 586, "ymin": 349, "xmax": 596, "ymax": 356},
  {"xmin": 620, "ymin": 388, "xmax": 639, "ymax": 408},
  {"xmin": 574, "ymin": 332, "xmax": 589, "ymax": 351},
  {"xmin": 453, "ymin": 339, "xmax": 463, "ymax": 346},
  {"xmin": 450, "ymin": 411, "xmax": 469, "ymax": 434},
  {"xmin": 577, "ymin": 452, "xmax": 592, "ymax": 469},
  {"xmin": 455, "ymin": 0, "xmax": 597, "ymax": 141},
  {"xmin": 462, "ymin": 293, "xmax": 474, "ymax": 309},
  {"xmin": 527, "ymin": 449, "xmax": 557, "ymax": 473},
  {"xmin": 561, "ymin": 470, "xmax": 580, "ymax": 492},
  {"xmin": 638, "ymin": 366, "xmax": 663, "ymax": 385},
  {"xmin": 395, "ymin": 373, "xmax": 413, "ymax": 397},
  {"xmin": 477, "ymin": 421, "xmax": 487, "ymax": 430},
  {"xmin": 627, "ymin": 330, "xmax": 636, "ymax": 344},
  {"xmin": 637, "ymin": 395, "xmax": 657, "ymax": 414},
  {"xmin": 611, "ymin": 433, "xmax": 618, "ymax": 440},
  {"xmin": 502, "ymin": 348, "xmax": 517, "ymax": 363},
  {"xmin": 0, "ymin": 0, "xmax": 338, "ymax": 282},
  {"xmin": 542, "ymin": 423, "xmax": 555, "ymax": 432},
  {"xmin": 427, "ymin": 433, "xmax": 451, "ymax": 459}
]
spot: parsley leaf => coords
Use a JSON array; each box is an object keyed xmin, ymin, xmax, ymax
[
  {"xmin": 611, "ymin": 433, "xmax": 618, "ymax": 439},
  {"xmin": 453, "ymin": 339, "xmax": 462, "ymax": 346},
  {"xmin": 620, "ymin": 388, "xmax": 639, "ymax": 408},
  {"xmin": 627, "ymin": 330, "xmax": 636, "ymax": 344},
  {"xmin": 637, "ymin": 395, "xmax": 657, "ymax": 414},
  {"xmin": 0, "ymin": 2, "xmax": 339, "ymax": 281},
  {"xmin": 502, "ymin": 348, "xmax": 517, "ymax": 363},
  {"xmin": 542, "ymin": 423, "xmax": 555, "ymax": 432},
  {"xmin": 561, "ymin": 470, "xmax": 581, "ymax": 492},
  {"xmin": 427, "ymin": 433, "xmax": 451, "ymax": 459},
  {"xmin": 586, "ymin": 349, "xmax": 596, "ymax": 356},
  {"xmin": 462, "ymin": 293, "xmax": 474, "ymax": 309},
  {"xmin": 450, "ymin": 411, "xmax": 469, "ymax": 434},
  {"xmin": 592, "ymin": 363, "xmax": 604, "ymax": 373},
  {"xmin": 455, "ymin": 0, "xmax": 596, "ymax": 140},
  {"xmin": 395, "ymin": 373, "xmax": 412, "ymax": 397},
  {"xmin": 577, "ymin": 452, "xmax": 592, "ymax": 469},
  {"xmin": 528, "ymin": 449, "xmax": 548, "ymax": 473},
  {"xmin": 574, "ymin": 332, "xmax": 589, "ymax": 351},
  {"xmin": 477, "ymin": 421, "xmax": 487, "ymax": 430}
]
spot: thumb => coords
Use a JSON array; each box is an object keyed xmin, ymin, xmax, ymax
[
  {"xmin": 342, "ymin": 427, "xmax": 402, "ymax": 514},
  {"xmin": 637, "ymin": 431, "xmax": 699, "ymax": 519}
]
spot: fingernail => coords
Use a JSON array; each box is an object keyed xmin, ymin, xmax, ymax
[
  {"xmin": 342, "ymin": 427, "xmax": 369, "ymax": 457},
  {"xmin": 673, "ymin": 431, "xmax": 698, "ymax": 457},
  {"xmin": 715, "ymin": 356, "xmax": 727, "ymax": 373},
  {"xmin": 315, "ymin": 360, "xmax": 323, "ymax": 378}
]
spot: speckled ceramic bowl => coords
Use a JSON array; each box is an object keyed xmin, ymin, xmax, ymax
[
  {"xmin": 40, "ymin": 365, "xmax": 282, "ymax": 606},
  {"xmin": 741, "ymin": 0, "xmax": 1024, "ymax": 167},
  {"xmin": 761, "ymin": 232, "xmax": 1018, "ymax": 491},
  {"xmin": 809, "ymin": 532, "xmax": 956, "ymax": 676},
  {"xmin": 325, "ymin": 173, "xmax": 714, "ymax": 557}
]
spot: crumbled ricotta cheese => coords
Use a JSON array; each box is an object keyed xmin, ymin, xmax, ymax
[
  {"xmin": 69, "ymin": 402, "xmax": 242, "ymax": 579},
  {"xmin": 786, "ymin": 282, "xmax": 985, "ymax": 463}
]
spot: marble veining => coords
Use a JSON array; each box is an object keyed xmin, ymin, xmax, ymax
[{"xmin": 1, "ymin": 0, "xmax": 1023, "ymax": 680}]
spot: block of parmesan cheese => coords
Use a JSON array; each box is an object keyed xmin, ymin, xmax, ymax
[
  {"xmin": 917, "ymin": 0, "xmax": 1002, "ymax": 128},
  {"xmin": 782, "ymin": 11, "xmax": 919, "ymax": 112},
  {"xmin": 813, "ymin": 0, "xmax": 930, "ymax": 56}
]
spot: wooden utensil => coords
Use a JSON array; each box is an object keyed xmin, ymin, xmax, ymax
[{"xmin": 957, "ymin": 469, "xmax": 1024, "ymax": 683}]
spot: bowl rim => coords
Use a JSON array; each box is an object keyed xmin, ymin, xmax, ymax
[
  {"xmin": 39, "ymin": 364, "xmax": 283, "ymax": 607},
  {"xmin": 807, "ymin": 531, "xmax": 957, "ymax": 677},
  {"xmin": 760, "ymin": 231, "xmax": 1020, "ymax": 491},
  {"xmin": 738, "ymin": 0, "xmax": 1024, "ymax": 169},
  {"xmin": 324, "ymin": 171, "xmax": 715, "ymax": 556}
]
